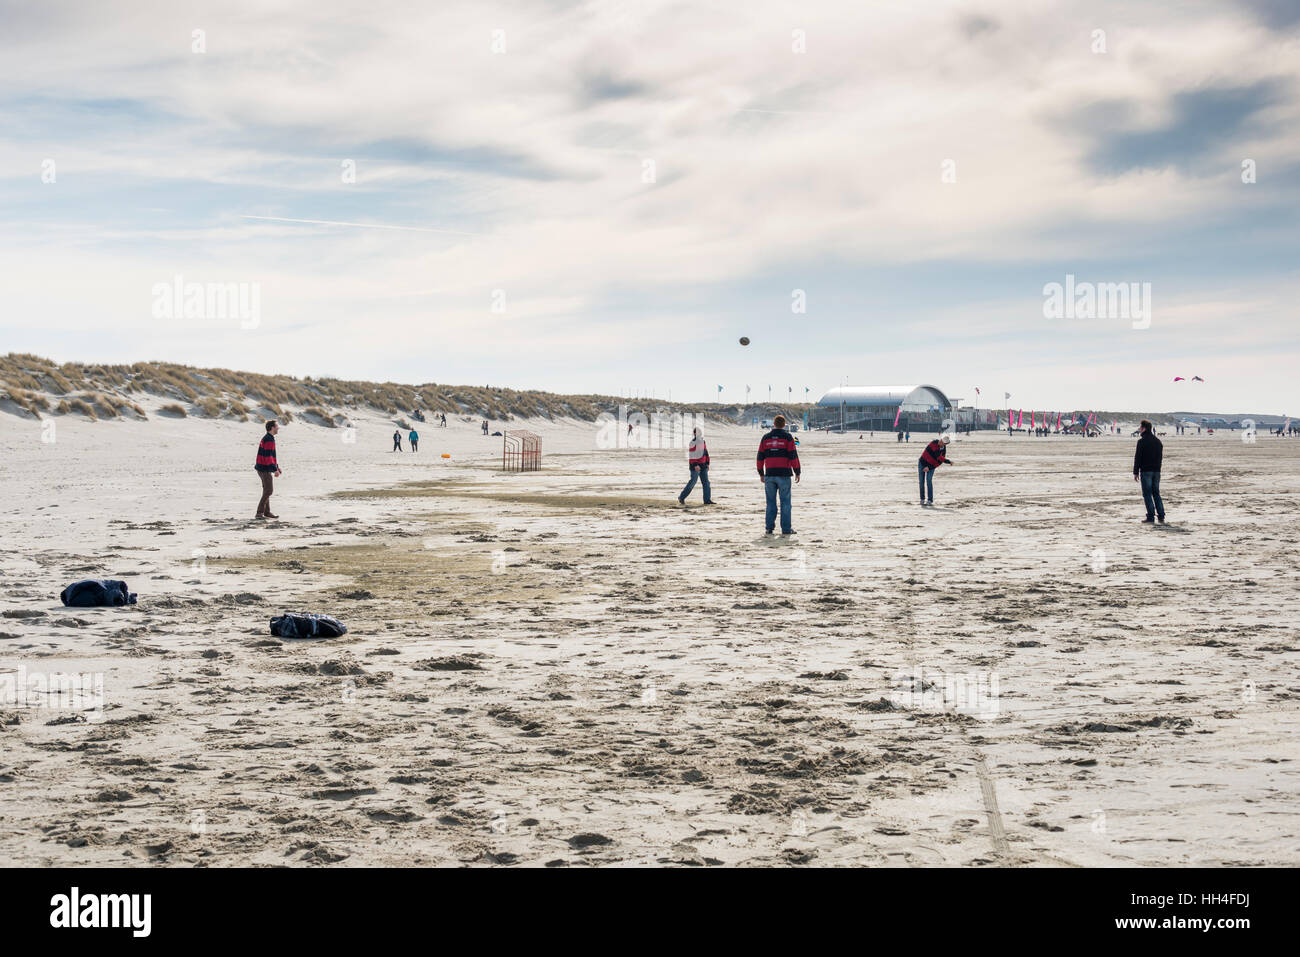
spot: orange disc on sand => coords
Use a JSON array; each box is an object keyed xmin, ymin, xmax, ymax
[{"xmin": 441, "ymin": 453, "xmax": 451, "ymax": 458}]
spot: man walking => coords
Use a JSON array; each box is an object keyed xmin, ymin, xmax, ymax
[
  {"xmin": 409, "ymin": 428, "xmax": 419, "ymax": 452},
  {"xmin": 392, "ymin": 429, "xmax": 402, "ymax": 452},
  {"xmin": 678, "ymin": 427, "xmax": 714, "ymax": 505},
  {"xmin": 255, "ymin": 419, "xmax": 282, "ymax": 519},
  {"xmin": 1134, "ymin": 419, "xmax": 1166, "ymax": 524},
  {"xmin": 918, "ymin": 434, "xmax": 954, "ymax": 505},
  {"xmin": 757, "ymin": 414, "xmax": 800, "ymax": 535}
]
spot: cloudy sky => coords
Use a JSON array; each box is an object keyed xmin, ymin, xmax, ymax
[{"xmin": 2, "ymin": 0, "xmax": 1297, "ymax": 411}]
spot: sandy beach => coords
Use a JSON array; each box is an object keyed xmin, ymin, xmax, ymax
[{"xmin": 1, "ymin": 407, "xmax": 1296, "ymax": 867}]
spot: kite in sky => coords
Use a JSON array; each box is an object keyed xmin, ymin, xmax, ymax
[{"xmin": 1173, "ymin": 376, "xmax": 1205, "ymax": 382}]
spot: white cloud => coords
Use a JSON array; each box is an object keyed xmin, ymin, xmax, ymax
[{"xmin": 1, "ymin": 0, "xmax": 1297, "ymax": 407}]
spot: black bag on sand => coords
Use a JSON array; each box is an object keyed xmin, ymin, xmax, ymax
[
  {"xmin": 269, "ymin": 613, "xmax": 348, "ymax": 639},
  {"xmin": 60, "ymin": 579, "xmax": 137, "ymax": 607}
]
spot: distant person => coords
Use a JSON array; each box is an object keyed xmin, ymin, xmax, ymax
[
  {"xmin": 918, "ymin": 435, "xmax": 954, "ymax": 506},
  {"xmin": 392, "ymin": 429, "xmax": 402, "ymax": 452},
  {"xmin": 678, "ymin": 427, "xmax": 714, "ymax": 505},
  {"xmin": 483, "ymin": 419, "xmax": 489, "ymax": 435},
  {"xmin": 757, "ymin": 414, "xmax": 801, "ymax": 535},
  {"xmin": 409, "ymin": 429, "xmax": 419, "ymax": 452},
  {"xmin": 897, "ymin": 430, "xmax": 903, "ymax": 442},
  {"xmin": 440, "ymin": 413, "xmax": 447, "ymax": 427},
  {"xmin": 1133, "ymin": 419, "xmax": 1166, "ymax": 524},
  {"xmin": 254, "ymin": 419, "xmax": 282, "ymax": 520},
  {"xmin": 905, "ymin": 431, "xmax": 910, "ymax": 443}
]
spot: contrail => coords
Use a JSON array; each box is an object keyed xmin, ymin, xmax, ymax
[{"xmin": 240, "ymin": 215, "xmax": 483, "ymax": 237}]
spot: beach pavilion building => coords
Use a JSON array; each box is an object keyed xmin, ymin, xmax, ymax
[{"xmin": 809, "ymin": 384, "xmax": 995, "ymax": 433}]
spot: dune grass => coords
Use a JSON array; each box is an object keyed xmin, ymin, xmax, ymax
[{"xmin": 0, "ymin": 352, "xmax": 809, "ymax": 427}]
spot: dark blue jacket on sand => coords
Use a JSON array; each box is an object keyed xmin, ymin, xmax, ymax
[
  {"xmin": 60, "ymin": 579, "xmax": 137, "ymax": 607},
  {"xmin": 270, "ymin": 613, "xmax": 348, "ymax": 639}
]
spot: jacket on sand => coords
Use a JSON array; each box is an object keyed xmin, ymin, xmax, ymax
[
  {"xmin": 61, "ymin": 579, "xmax": 136, "ymax": 607},
  {"xmin": 270, "ymin": 613, "xmax": 348, "ymax": 639}
]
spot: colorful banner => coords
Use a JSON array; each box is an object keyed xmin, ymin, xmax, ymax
[{"xmin": 893, "ymin": 405, "xmax": 902, "ymax": 428}]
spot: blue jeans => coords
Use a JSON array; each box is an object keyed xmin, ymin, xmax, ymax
[
  {"xmin": 764, "ymin": 475, "xmax": 792, "ymax": 532},
  {"xmin": 1140, "ymin": 471, "xmax": 1164, "ymax": 519},
  {"xmin": 680, "ymin": 466, "xmax": 711, "ymax": 501},
  {"xmin": 918, "ymin": 463, "xmax": 934, "ymax": 502}
]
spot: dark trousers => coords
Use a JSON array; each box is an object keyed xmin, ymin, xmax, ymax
[
  {"xmin": 257, "ymin": 470, "xmax": 274, "ymax": 516},
  {"xmin": 764, "ymin": 476, "xmax": 792, "ymax": 533},
  {"xmin": 1140, "ymin": 471, "xmax": 1165, "ymax": 519},
  {"xmin": 918, "ymin": 463, "xmax": 935, "ymax": 502},
  {"xmin": 680, "ymin": 466, "xmax": 711, "ymax": 502}
]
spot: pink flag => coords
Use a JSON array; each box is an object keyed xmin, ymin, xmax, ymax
[
  {"xmin": 1056, "ymin": 412, "xmax": 1062, "ymax": 429},
  {"xmin": 1031, "ymin": 411, "xmax": 1037, "ymax": 429},
  {"xmin": 1017, "ymin": 409, "xmax": 1023, "ymax": 428},
  {"xmin": 893, "ymin": 405, "xmax": 902, "ymax": 428}
]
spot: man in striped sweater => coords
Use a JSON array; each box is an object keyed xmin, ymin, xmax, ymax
[
  {"xmin": 757, "ymin": 415, "xmax": 801, "ymax": 535},
  {"xmin": 254, "ymin": 420, "xmax": 282, "ymax": 519},
  {"xmin": 678, "ymin": 427, "xmax": 714, "ymax": 504},
  {"xmin": 918, "ymin": 435, "xmax": 954, "ymax": 505}
]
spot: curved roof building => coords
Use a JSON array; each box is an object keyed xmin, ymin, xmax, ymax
[{"xmin": 816, "ymin": 385, "xmax": 952, "ymax": 411}]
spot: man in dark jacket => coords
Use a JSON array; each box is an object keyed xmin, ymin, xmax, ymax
[
  {"xmin": 1134, "ymin": 419, "xmax": 1165, "ymax": 523},
  {"xmin": 392, "ymin": 429, "xmax": 402, "ymax": 451},
  {"xmin": 918, "ymin": 435, "xmax": 954, "ymax": 505},
  {"xmin": 255, "ymin": 420, "xmax": 282, "ymax": 519},
  {"xmin": 757, "ymin": 415, "xmax": 801, "ymax": 534}
]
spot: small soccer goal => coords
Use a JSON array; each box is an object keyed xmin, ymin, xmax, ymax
[{"xmin": 502, "ymin": 430, "xmax": 541, "ymax": 471}]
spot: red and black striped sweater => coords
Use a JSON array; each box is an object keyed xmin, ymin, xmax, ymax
[
  {"xmin": 919, "ymin": 439, "xmax": 950, "ymax": 469},
  {"xmin": 757, "ymin": 429, "xmax": 801, "ymax": 477},
  {"xmin": 688, "ymin": 437, "xmax": 709, "ymax": 467},
  {"xmin": 255, "ymin": 432, "xmax": 278, "ymax": 472}
]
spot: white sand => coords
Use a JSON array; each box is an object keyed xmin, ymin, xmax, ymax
[{"xmin": 1, "ymin": 406, "xmax": 1297, "ymax": 866}]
